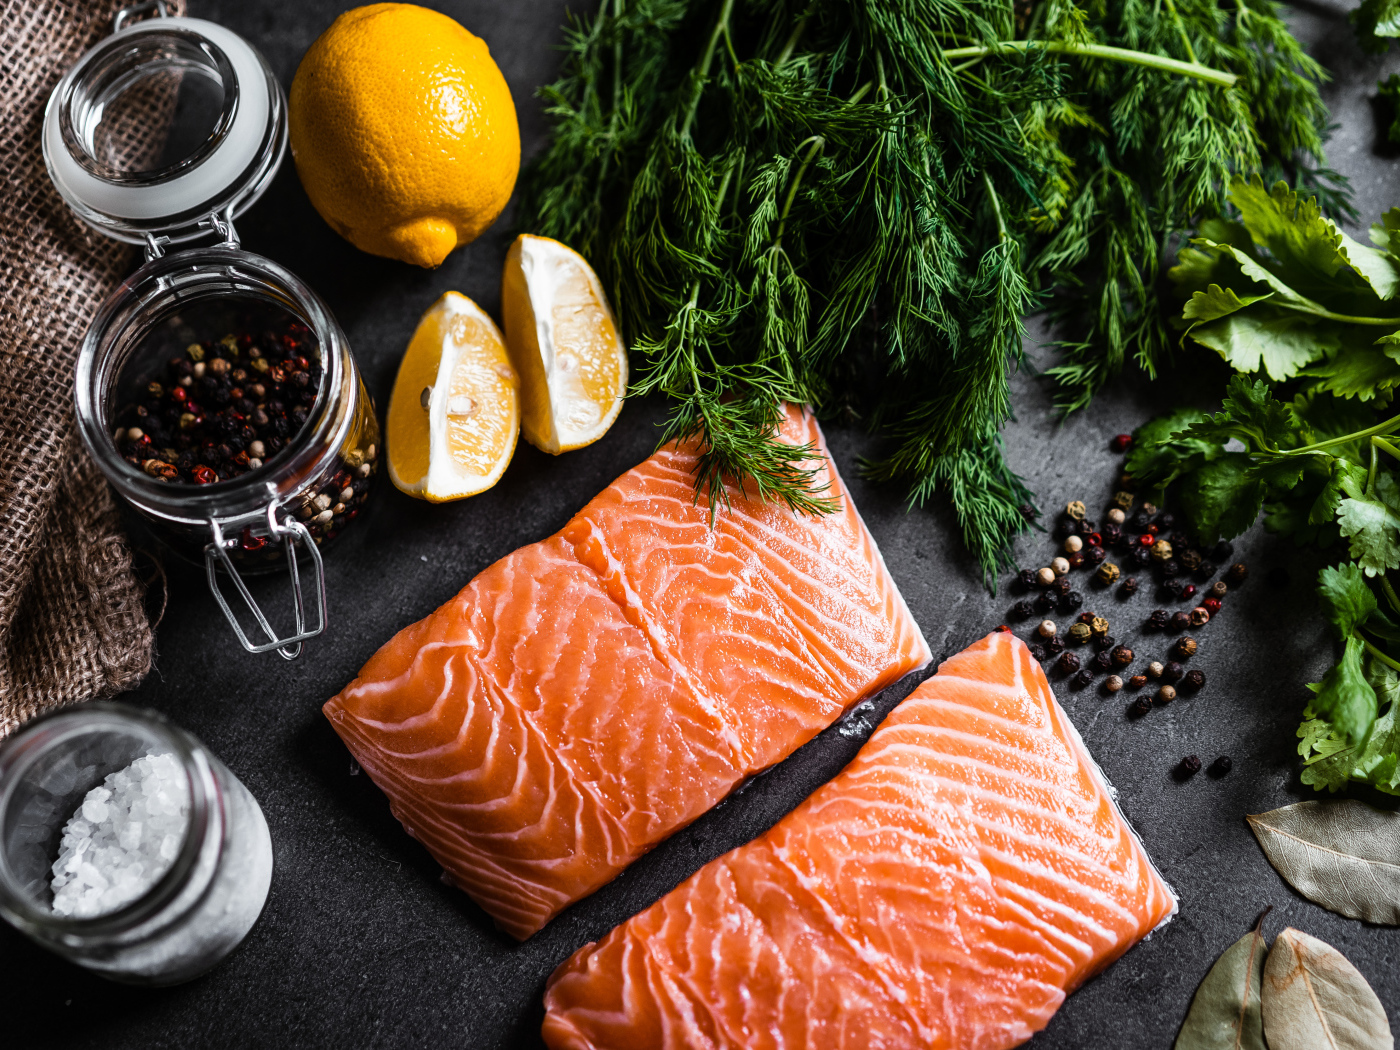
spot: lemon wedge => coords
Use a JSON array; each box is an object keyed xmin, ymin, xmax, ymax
[
  {"xmin": 387, "ymin": 292, "xmax": 519, "ymax": 501},
  {"xmin": 501, "ymin": 234, "xmax": 627, "ymax": 454}
]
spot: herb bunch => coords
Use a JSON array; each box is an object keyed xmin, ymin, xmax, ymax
[
  {"xmin": 520, "ymin": 0, "xmax": 1333, "ymax": 576},
  {"xmin": 1129, "ymin": 178, "xmax": 1400, "ymax": 794}
]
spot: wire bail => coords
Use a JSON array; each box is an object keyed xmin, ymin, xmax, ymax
[
  {"xmin": 204, "ymin": 501, "xmax": 328, "ymax": 660},
  {"xmin": 113, "ymin": 0, "xmax": 172, "ymax": 33}
]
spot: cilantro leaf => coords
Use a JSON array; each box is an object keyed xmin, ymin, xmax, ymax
[
  {"xmin": 1301, "ymin": 658, "xmax": 1400, "ymax": 794},
  {"xmin": 1125, "ymin": 408, "xmax": 1225, "ymax": 497},
  {"xmin": 1304, "ymin": 634, "xmax": 1379, "ymax": 745},
  {"xmin": 1181, "ymin": 283, "xmax": 1273, "ymax": 324},
  {"xmin": 1177, "ymin": 453, "xmax": 1267, "ymax": 543},
  {"xmin": 1317, "ymin": 562, "xmax": 1378, "ymax": 639},
  {"xmin": 1299, "ymin": 338, "xmax": 1400, "ymax": 401},
  {"xmin": 1185, "ymin": 375, "xmax": 1307, "ymax": 451},
  {"xmin": 1338, "ymin": 229, "xmax": 1400, "ymax": 300},
  {"xmin": 1336, "ymin": 472, "xmax": 1400, "ymax": 576},
  {"xmin": 1310, "ymin": 459, "xmax": 1371, "ymax": 525},
  {"xmin": 1187, "ymin": 307, "xmax": 1334, "ymax": 381}
]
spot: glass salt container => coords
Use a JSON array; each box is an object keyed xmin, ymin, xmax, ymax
[
  {"xmin": 0, "ymin": 704, "xmax": 272, "ymax": 985},
  {"xmin": 47, "ymin": 1, "xmax": 380, "ymax": 659}
]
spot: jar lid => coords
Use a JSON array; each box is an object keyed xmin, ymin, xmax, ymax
[{"xmin": 43, "ymin": 8, "xmax": 286, "ymax": 247}]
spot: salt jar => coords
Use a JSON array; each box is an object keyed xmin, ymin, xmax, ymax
[{"xmin": 0, "ymin": 704, "xmax": 272, "ymax": 985}]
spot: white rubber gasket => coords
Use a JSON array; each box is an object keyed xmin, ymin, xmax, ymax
[{"xmin": 42, "ymin": 17, "xmax": 269, "ymax": 224}]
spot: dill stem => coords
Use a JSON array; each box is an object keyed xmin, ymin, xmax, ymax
[
  {"xmin": 1161, "ymin": 0, "xmax": 1199, "ymax": 64},
  {"xmin": 681, "ymin": 0, "xmax": 736, "ymax": 140},
  {"xmin": 982, "ymin": 172, "xmax": 1007, "ymax": 242},
  {"xmin": 940, "ymin": 40, "xmax": 1237, "ymax": 88},
  {"xmin": 774, "ymin": 136, "xmax": 825, "ymax": 249},
  {"xmin": 775, "ymin": 16, "xmax": 808, "ymax": 65}
]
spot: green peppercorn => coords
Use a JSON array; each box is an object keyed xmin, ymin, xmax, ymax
[
  {"xmin": 1069, "ymin": 622, "xmax": 1092, "ymax": 645},
  {"xmin": 1095, "ymin": 562, "xmax": 1120, "ymax": 586},
  {"xmin": 1113, "ymin": 491, "xmax": 1134, "ymax": 510},
  {"xmin": 1066, "ymin": 500, "xmax": 1087, "ymax": 520}
]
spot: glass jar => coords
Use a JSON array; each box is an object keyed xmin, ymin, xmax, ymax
[
  {"xmin": 47, "ymin": 3, "xmax": 380, "ymax": 658},
  {"xmin": 0, "ymin": 704, "xmax": 272, "ymax": 986}
]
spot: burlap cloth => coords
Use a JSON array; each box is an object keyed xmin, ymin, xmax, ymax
[{"xmin": 0, "ymin": 0, "xmax": 189, "ymax": 738}]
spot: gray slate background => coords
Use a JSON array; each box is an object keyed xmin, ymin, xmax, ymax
[{"xmin": 3, "ymin": 0, "xmax": 1398, "ymax": 1046}]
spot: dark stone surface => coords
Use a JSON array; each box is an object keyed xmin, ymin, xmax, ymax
[{"xmin": 4, "ymin": 1, "xmax": 1399, "ymax": 1047}]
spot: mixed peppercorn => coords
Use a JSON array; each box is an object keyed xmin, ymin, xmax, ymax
[{"xmin": 1006, "ymin": 431, "xmax": 1245, "ymax": 780}]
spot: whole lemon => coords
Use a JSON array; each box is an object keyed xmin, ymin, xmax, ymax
[{"xmin": 289, "ymin": 4, "xmax": 520, "ymax": 268}]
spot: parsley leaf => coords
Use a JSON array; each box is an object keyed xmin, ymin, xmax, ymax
[
  {"xmin": 1305, "ymin": 634, "xmax": 1380, "ymax": 745},
  {"xmin": 1318, "ymin": 563, "xmax": 1378, "ymax": 639},
  {"xmin": 1337, "ymin": 472, "xmax": 1400, "ymax": 576}
]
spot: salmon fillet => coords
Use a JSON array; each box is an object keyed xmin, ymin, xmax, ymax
[
  {"xmin": 324, "ymin": 405, "xmax": 930, "ymax": 939},
  {"xmin": 542, "ymin": 630, "xmax": 1178, "ymax": 1049}
]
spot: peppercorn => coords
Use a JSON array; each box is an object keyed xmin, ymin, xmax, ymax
[
  {"xmin": 1130, "ymin": 510, "xmax": 1151, "ymax": 530},
  {"xmin": 1224, "ymin": 562, "xmax": 1248, "ymax": 586},
  {"xmin": 1206, "ymin": 581, "xmax": 1226, "ymax": 600},
  {"xmin": 1132, "ymin": 546, "xmax": 1153, "ymax": 567},
  {"xmin": 1175, "ymin": 754, "xmax": 1202, "ymax": 779},
  {"xmin": 1090, "ymin": 616, "xmax": 1109, "ymax": 638},
  {"xmin": 1171, "ymin": 611, "xmax": 1191, "ymax": 632},
  {"xmin": 1106, "ymin": 508, "xmax": 1126, "ymax": 526},
  {"xmin": 1051, "ymin": 557, "xmax": 1070, "ymax": 575},
  {"xmin": 1064, "ymin": 535, "xmax": 1084, "ymax": 554},
  {"xmin": 1059, "ymin": 591, "xmax": 1083, "ymax": 612},
  {"xmin": 1078, "ymin": 611, "xmax": 1097, "ymax": 624},
  {"xmin": 1160, "ymin": 558, "xmax": 1180, "ymax": 578},
  {"xmin": 1110, "ymin": 645, "xmax": 1134, "ymax": 667},
  {"xmin": 1090, "ymin": 650, "xmax": 1112, "ymax": 672},
  {"xmin": 1069, "ymin": 622, "xmax": 1092, "ymax": 645},
  {"xmin": 1172, "ymin": 637, "xmax": 1197, "ymax": 659},
  {"xmin": 1045, "ymin": 636, "xmax": 1065, "ymax": 654},
  {"xmin": 1128, "ymin": 674, "xmax": 1148, "ymax": 689},
  {"xmin": 1071, "ymin": 668, "xmax": 1095, "ymax": 689},
  {"xmin": 1150, "ymin": 539, "xmax": 1173, "ymax": 563},
  {"xmin": 1139, "ymin": 501, "xmax": 1158, "ymax": 517},
  {"xmin": 1147, "ymin": 609, "xmax": 1170, "ymax": 629},
  {"xmin": 1113, "ymin": 491, "xmax": 1134, "ymax": 510},
  {"xmin": 1211, "ymin": 540, "xmax": 1234, "ymax": 562},
  {"xmin": 1175, "ymin": 550, "xmax": 1199, "ymax": 574},
  {"xmin": 1128, "ymin": 696, "xmax": 1152, "ymax": 718},
  {"xmin": 1156, "ymin": 684, "xmax": 1177, "ymax": 703},
  {"xmin": 1137, "ymin": 533, "xmax": 1155, "ymax": 548},
  {"xmin": 1038, "ymin": 619, "xmax": 1057, "ymax": 638},
  {"xmin": 1180, "ymin": 584, "xmax": 1197, "ymax": 601},
  {"xmin": 1057, "ymin": 652, "xmax": 1081, "ymax": 675},
  {"xmin": 1036, "ymin": 567, "xmax": 1056, "ymax": 586},
  {"xmin": 1027, "ymin": 643, "xmax": 1047, "ymax": 663},
  {"xmin": 1183, "ymin": 669, "xmax": 1206, "ymax": 692},
  {"xmin": 1121, "ymin": 576, "xmax": 1139, "ymax": 597},
  {"xmin": 1267, "ymin": 567, "xmax": 1290, "ymax": 589},
  {"xmin": 1207, "ymin": 755, "xmax": 1232, "ymax": 777},
  {"xmin": 1110, "ymin": 433, "xmax": 1132, "ymax": 453},
  {"xmin": 1162, "ymin": 661, "xmax": 1184, "ymax": 684},
  {"xmin": 1067, "ymin": 551, "xmax": 1086, "ymax": 569},
  {"xmin": 1052, "ymin": 576, "xmax": 1072, "ymax": 597},
  {"xmin": 1147, "ymin": 661, "xmax": 1164, "ymax": 679},
  {"xmin": 1088, "ymin": 547, "xmax": 1107, "ymax": 566},
  {"xmin": 1190, "ymin": 606, "xmax": 1211, "ymax": 627},
  {"xmin": 1066, "ymin": 500, "xmax": 1087, "ymax": 520},
  {"xmin": 1202, "ymin": 597, "xmax": 1222, "ymax": 616},
  {"xmin": 1095, "ymin": 562, "xmax": 1120, "ymax": 586},
  {"xmin": 1096, "ymin": 634, "xmax": 1116, "ymax": 651},
  {"xmin": 1016, "ymin": 568, "xmax": 1037, "ymax": 590},
  {"xmin": 1033, "ymin": 592, "xmax": 1056, "ymax": 614},
  {"xmin": 1105, "ymin": 674, "xmax": 1124, "ymax": 692},
  {"xmin": 1010, "ymin": 600, "xmax": 1033, "ymax": 620},
  {"xmin": 1103, "ymin": 523, "xmax": 1123, "ymax": 544},
  {"xmin": 1019, "ymin": 504, "xmax": 1037, "ymax": 522},
  {"xmin": 1080, "ymin": 532, "xmax": 1100, "ymax": 549}
]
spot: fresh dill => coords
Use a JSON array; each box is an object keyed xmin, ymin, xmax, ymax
[{"xmin": 519, "ymin": 0, "xmax": 1336, "ymax": 579}]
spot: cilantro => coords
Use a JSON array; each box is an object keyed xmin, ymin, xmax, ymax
[
  {"xmin": 1318, "ymin": 563, "xmax": 1379, "ymax": 638},
  {"xmin": 1337, "ymin": 472, "xmax": 1400, "ymax": 576},
  {"xmin": 1305, "ymin": 635, "xmax": 1379, "ymax": 745}
]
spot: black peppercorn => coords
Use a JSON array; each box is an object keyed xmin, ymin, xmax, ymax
[
  {"xmin": 1147, "ymin": 609, "xmax": 1170, "ymax": 629},
  {"xmin": 1103, "ymin": 523, "xmax": 1122, "ymax": 544},
  {"xmin": 1010, "ymin": 600, "xmax": 1033, "ymax": 620},
  {"xmin": 1158, "ymin": 512, "xmax": 1176, "ymax": 530},
  {"xmin": 1045, "ymin": 636, "xmax": 1065, "ymax": 655},
  {"xmin": 1131, "ymin": 510, "xmax": 1151, "ymax": 530},
  {"xmin": 1053, "ymin": 520, "xmax": 1076, "ymax": 541},
  {"xmin": 1128, "ymin": 696, "xmax": 1152, "ymax": 718},
  {"xmin": 1087, "ymin": 649, "xmax": 1109, "ymax": 671},
  {"xmin": 1120, "ymin": 576, "xmax": 1139, "ymax": 597},
  {"xmin": 1071, "ymin": 668, "xmax": 1095, "ymax": 689},
  {"xmin": 1016, "ymin": 567, "xmax": 1038, "ymax": 590},
  {"xmin": 1210, "ymin": 540, "xmax": 1234, "ymax": 562},
  {"xmin": 1171, "ymin": 611, "xmax": 1191, "ymax": 632},
  {"xmin": 1078, "ymin": 611, "xmax": 1097, "ymax": 624},
  {"xmin": 1160, "ymin": 558, "xmax": 1180, "ymax": 578},
  {"xmin": 1057, "ymin": 652, "xmax": 1081, "ymax": 676},
  {"xmin": 1032, "ymin": 592, "xmax": 1054, "ymax": 615},
  {"xmin": 1224, "ymin": 562, "xmax": 1248, "ymax": 586},
  {"xmin": 1162, "ymin": 661, "xmax": 1184, "ymax": 684},
  {"xmin": 1059, "ymin": 591, "xmax": 1084, "ymax": 612},
  {"xmin": 1175, "ymin": 755, "xmax": 1202, "ymax": 779},
  {"xmin": 1052, "ymin": 576, "xmax": 1072, "ymax": 597},
  {"xmin": 1087, "ymin": 546, "xmax": 1108, "ymax": 565},
  {"xmin": 1177, "ymin": 549, "xmax": 1202, "ymax": 573},
  {"xmin": 1132, "ymin": 546, "xmax": 1153, "ymax": 567},
  {"xmin": 1183, "ymin": 669, "xmax": 1206, "ymax": 692},
  {"xmin": 1128, "ymin": 674, "xmax": 1148, "ymax": 689},
  {"xmin": 1110, "ymin": 645, "xmax": 1133, "ymax": 667},
  {"xmin": 1076, "ymin": 519, "xmax": 1098, "ymax": 536},
  {"xmin": 1207, "ymin": 755, "xmax": 1232, "ymax": 777},
  {"xmin": 1027, "ymin": 643, "xmax": 1047, "ymax": 663},
  {"xmin": 1171, "ymin": 637, "xmax": 1198, "ymax": 660}
]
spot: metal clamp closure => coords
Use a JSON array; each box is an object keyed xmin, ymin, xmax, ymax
[
  {"xmin": 204, "ymin": 502, "xmax": 327, "ymax": 660},
  {"xmin": 113, "ymin": 0, "xmax": 173, "ymax": 33}
]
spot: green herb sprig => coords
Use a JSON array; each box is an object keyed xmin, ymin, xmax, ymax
[{"xmin": 520, "ymin": 0, "xmax": 1334, "ymax": 578}]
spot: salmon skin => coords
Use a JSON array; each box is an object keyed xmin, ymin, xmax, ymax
[
  {"xmin": 542, "ymin": 630, "xmax": 1178, "ymax": 1049},
  {"xmin": 324, "ymin": 405, "xmax": 930, "ymax": 940}
]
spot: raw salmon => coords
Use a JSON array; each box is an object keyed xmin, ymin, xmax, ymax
[
  {"xmin": 542, "ymin": 630, "xmax": 1177, "ymax": 1049},
  {"xmin": 324, "ymin": 405, "xmax": 930, "ymax": 939}
]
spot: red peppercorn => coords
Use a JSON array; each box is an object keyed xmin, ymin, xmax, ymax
[
  {"xmin": 171, "ymin": 386, "xmax": 187, "ymax": 402},
  {"xmin": 239, "ymin": 527, "xmax": 267, "ymax": 552},
  {"xmin": 1138, "ymin": 533, "xmax": 1155, "ymax": 546},
  {"xmin": 1085, "ymin": 532, "xmax": 1102, "ymax": 548},
  {"xmin": 1111, "ymin": 434, "xmax": 1132, "ymax": 453},
  {"xmin": 1202, "ymin": 597, "xmax": 1222, "ymax": 615},
  {"xmin": 1067, "ymin": 551, "xmax": 1085, "ymax": 568},
  {"xmin": 1180, "ymin": 584, "xmax": 1196, "ymax": 600},
  {"xmin": 192, "ymin": 465, "xmax": 218, "ymax": 485},
  {"xmin": 1078, "ymin": 611, "xmax": 1096, "ymax": 624},
  {"xmin": 1144, "ymin": 524, "xmax": 1159, "ymax": 536}
]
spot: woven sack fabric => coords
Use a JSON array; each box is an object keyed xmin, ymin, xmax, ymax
[{"xmin": 0, "ymin": 0, "xmax": 188, "ymax": 737}]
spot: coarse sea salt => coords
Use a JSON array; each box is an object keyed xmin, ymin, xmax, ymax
[{"xmin": 49, "ymin": 751, "xmax": 190, "ymax": 919}]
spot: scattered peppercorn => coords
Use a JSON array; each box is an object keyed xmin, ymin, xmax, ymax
[
  {"xmin": 1067, "ymin": 551, "xmax": 1086, "ymax": 568},
  {"xmin": 1110, "ymin": 434, "xmax": 1132, "ymax": 453},
  {"xmin": 1110, "ymin": 645, "xmax": 1134, "ymax": 667},
  {"xmin": 1037, "ymin": 567, "xmax": 1056, "ymax": 586},
  {"xmin": 1137, "ymin": 533, "xmax": 1155, "ymax": 548},
  {"xmin": 1091, "ymin": 650, "xmax": 1112, "ymax": 672},
  {"xmin": 1128, "ymin": 674, "xmax": 1148, "ymax": 689},
  {"xmin": 1107, "ymin": 508, "xmax": 1126, "ymax": 525},
  {"xmin": 1087, "ymin": 546, "xmax": 1108, "ymax": 566},
  {"xmin": 1147, "ymin": 609, "xmax": 1169, "ymax": 629},
  {"xmin": 1175, "ymin": 754, "xmax": 1202, "ymax": 779},
  {"xmin": 1130, "ymin": 510, "xmax": 1151, "ymax": 530},
  {"xmin": 1038, "ymin": 619, "xmax": 1057, "ymax": 638},
  {"xmin": 1033, "ymin": 592, "xmax": 1056, "ymax": 614},
  {"xmin": 1113, "ymin": 491, "xmax": 1134, "ymax": 510},
  {"xmin": 1095, "ymin": 562, "xmax": 1120, "ymax": 586},
  {"xmin": 1059, "ymin": 591, "xmax": 1083, "ymax": 612},
  {"xmin": 1207, "ymin": 755, "xmax": 1232, "ymax": 777},
  {"xmin": 1018, "ymin": 568, "xmax": 1038, "ymax": 590},
  {"xmin": 1128, "ymin": 696, "xmax": 1152, "ymax": 718},
  {"xmin": 1066, "ymin": 500, "xmax": 1087, "ymax": 520},
  {"xmin": 1019, "ymin": 503, "xmax": 1037, "ymax": 522},
  {"xmin": 1180, "ymin": 584, "xmax": 1197, "ymax": 601},
  {"xmin": 1178, "ymin": 549, "xmax": 1202, "ymax": 573},
  {"xmin": 1069, "ymin": 622, "xmax": 1092, "ymax": 644},
  {"xmin": 1076, "ymin": 518, "xmax": 1098, "ymax": 536},
  {"xmin": 1209, "ymin": 581, "xmax": 1227, "ymax": 599},
  {"xmin": 1090, "ymin": 616, "xmax": 1109, "ymax": 638},
  {"xmin": 1105, "ymin": 675, "xmax": 1124, "ymax": 692},
  {"xmin": 1132, "ymin": 546, "xmax": 1153, "ymax": 567},
  {"xmin": 1150, "ymin": 540, "xmax": 1173, "ymax": 563},
  {"xmin": 1147, "ymin": 661, "xmax": 1164, "ymax": 679},
  {"xmin": 1224, "ymin": 562, "xmax": 1248, "ymax": 586},
  {"xmin": 1172, "ymin": 637, "xmax": 1198, "ymax": 659},
  {"xmin": 1057, "ymin": 652, "xmax": 1081, "ymax": 675},
  {"xmin": 1096, "ymin": 634, "xmax": 1116, "ymax": 651},
  {"xmin": 1010, "ymin": 600, "xmax": 1033, "ymax": 620},
  {"xmin": 1104, "ymin": 523, "xmax": 1123, "ymax": 544},
  {"xmin": 1156, "ymin": 684, "xmax": 1177, "ymax": 703},
  {"xmin": 1190, "ymin": 606, "xmax": 1211, "ymax": 627},
  {"xmin": 1078, "ymin": 611, "xmax": 1097, "ymax": 624},
  {"xmin": 1051, "ymin": 575, "xmax": 1072, "ymax": 595},
  {"xmin": 1183, "ymin": 669, "xmax": 1206, "ymax": 692},
  {"xmin": 1171, "ymin": 611, "xmax": 1191, "ymax": 631},
  {"xmin": 1071, "ymin": 668, "xmax": 1095, "ymax": 689},
  {"xmin": 1051, "ymin": 556, "xmax": 1070, "ymax": 575},
  {"xmin": 1160, "ymin": 558, "xmax": 1180, "ymax": 578},
  {"xmin": 1053, "ymin": 520, "xmax": 1076, "ymax": 541},
  {"xmin": 1064, "ymin": 535, "xmax": 1084, "ymax": 553},
  {"xmin": 1141, "ymin": 502, "xmax": 1159, "ymax": 517},
  {"xmin": 1202, "ymin": 597, "xmax": 1222, "ymax": 616},
  {"xmin": 1267, "ymin": 567, "xmax": 1290, "ymax": 589},
  {"xmin": 1027, "ymin": 643, "xmax": 1047, "ymax": 663},
  {"xmin": 1121, "ymin": 576, "xmax": 1139, "ymax": 597},
  {"xmin": 1045, "ymin": 636, "xmax": 1065, "ymax": 654},
  {"xmin": 1162, "ymin": 661, "xmax": 1184, "ymax": 684}
]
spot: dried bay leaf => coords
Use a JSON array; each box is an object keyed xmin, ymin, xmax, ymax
[
  {"xmin": 1173, "ymin": 917, "xmax": 1268, "ymax": 1049},
  {"xmin": 1261, "ymin": 928, "xmax": 1393, "ymax": 1050},
  {"xmin": 1247, "ymin": 799, "xmax": 1400, "ymax": 924}
]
